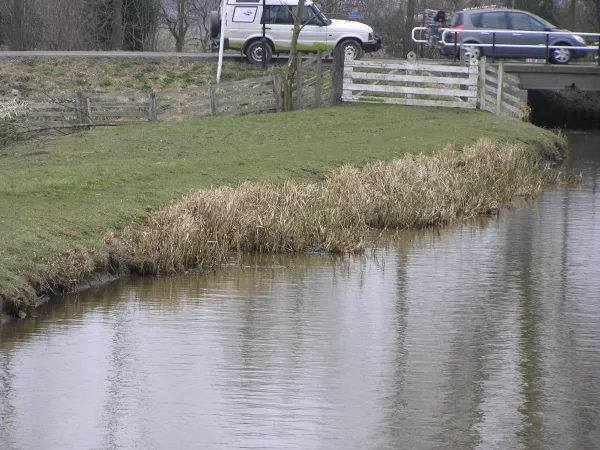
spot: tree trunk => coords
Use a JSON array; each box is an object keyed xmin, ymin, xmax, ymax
[
  {"xmin": 11, "ymin": 0, "xmax": 24, "ymax": 51},
  {"xmin": 284, "ymin": 0, "xmax": 306, "ymax": 111},
  {"xmin": 148, "ymin": 0, "xmax": 159, "ymax": 51},
  {"xmin": 176, "ymin": 0, "xmax": 187, "ymax": 52},
  {"xmin": 111, "ymin": 0, "xmax": 124, "ymax": 50},
  {"xmin": 403, "ymin": 0, "xmax": 416, "ymax": 57}
]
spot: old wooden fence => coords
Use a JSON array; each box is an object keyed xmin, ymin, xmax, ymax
[
  {"xmin": 478, "ymin": 58, "xmax": 528, "ymax": 120},
  {"xmin": 339, "ymin": 56, "xmax": 528, "ymax": 120},
  {"xmin": 342, "ymin": 58, "xmax": 480, "ymax": 109},
  {"xmin": 14, "ymin": 50, "xmax": 332, "ymax": 131}
]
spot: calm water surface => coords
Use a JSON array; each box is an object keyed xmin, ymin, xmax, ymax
[{"xmin": 1, "ymin": 133, "xmax": 599, "ymax": 450}]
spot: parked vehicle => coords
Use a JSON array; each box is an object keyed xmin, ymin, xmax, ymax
[
  {"xmin": 443, "ymin": 8, "xmax": 588, "ymax": 64},
  {"xmin": 210, "ymin": 0, "xmax": 382, "ymax": 64}
]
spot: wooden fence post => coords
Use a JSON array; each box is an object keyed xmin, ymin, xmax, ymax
[
  {"xmin": 315, "ymin": 49, "xmax": 322, "ymax": 107},
  {"xmin": 86, "ymin": 97, "xmax": 94, "ymax": 127},
  {"xmin": 331, "ymin": 45, "xmax": 344, "ymax": 106},
  {"xmin": 209, "ymin": 84, "xmax": 218, "ymax": 116},
  {"xmin": 478, "ymin": 56, "xmax": 486, "ymax": 110},
  {"xmin": 148, "ymin": 92, "xmax": 157, "ymax": 121},
  {"xmin": 272, "ymin": 75, "xmax": 283, "ymax": 113},
  {"xmin": 496, "ymin": 61, "xmax": 504, "ymax": 116},
  {"xmin": 296, "ymin": 56, "xmax": 304, "ymax": 109},
  {"xmin": 75, "ymin": 91, "xmax": 89, "ymax": 125}
]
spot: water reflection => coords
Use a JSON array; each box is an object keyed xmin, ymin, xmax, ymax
[{"xmin": 1, "ymin": 134, "xmax": 599, "ymax": 450}]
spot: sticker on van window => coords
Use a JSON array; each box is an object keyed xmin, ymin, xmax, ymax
[{"xmin": 233, "ymin": 7, "xmax": 257, "ymax": 22}]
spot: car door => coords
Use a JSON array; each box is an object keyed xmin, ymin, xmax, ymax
[
  {"xmin": 475, "ymin": 12, "xmax": 512, "ymax": 58},
  {"xmin": 262, "ymin": 5, "xmax": 294, "ymax": 52},
  {"xmin": 507, "ymin": 12, "xmax": 547, "ymax": 59},
  {"xmin": 293, "ymin": 5, "xmax": 328, "ymax": 51}
]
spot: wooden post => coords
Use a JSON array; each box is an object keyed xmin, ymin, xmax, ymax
[
  {"xmin": 496, "ymin": 61, "xmax": 504, "ymax": 116},
  {"xmin": 315, "ymin": 49, "xmax": 322, "ymax": 107},
  {"xmin": 465, "ymin": 60, "xmax": 478, "ymax": 107},
  {"xmin": 209, "ymin": 84, "xmax": 218, "ymax": 116},
  {"xmin": 296, "ymin": 55, "xmax": 304, "ymax": 109},
  {"xmin": 75, "ymin": 92, "xmax": 89, "ymax": 125},
  {"xmin": 86, "ymin": 97, "xmax": 94, "ymax": 127},
  {"xmin": 478, "ymin": 56, "xmax": 486, "ymax": 110},
  {"xmin": 331, "ymin": 45, "xmax": 344, "ymax": 106},
  {"xmin": 272, "ymin": 75, "xmax": 283, "ymax": 113},
  {"xmin": 148, "ymin": 92, "xmax": 157, "ymax": 121}
]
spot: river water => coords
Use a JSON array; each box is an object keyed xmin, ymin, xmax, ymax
[{"xmin": 1, "ymin": 133, "xmax": 599, "ymax": 450}]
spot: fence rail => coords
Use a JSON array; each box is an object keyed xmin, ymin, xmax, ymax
[
  {"xmin": 339, "ymin": 56, "xmax": 529, "ymax": 120},
  {"xmin": 342, "ymin": 58, "xmax": 479, "ymax": 109},
  {"xmin": 479, "ymin": 58, "xmax": 528, "ymax": 120},
  {"xmin": 12, "ymin": 50, "xmax": 334, "ymax": 131}
]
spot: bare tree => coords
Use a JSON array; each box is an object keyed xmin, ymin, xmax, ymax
[
  {"xmin": 111, "ymin": 0, "xmax": 123, "ymax": 49},
  {"xmin": 161, "ymin": 0, "xmax": 190, "ymax": 52},
  {"xmin": 283, "ymin": 0, "xmax": 306, "ymax": 112},
  {"xmin": 11, "ymin": 0, "xmax": 24, "ymax": 50},
  {"xmin": 189, "ymin": 0, "xmax": 220, "ymax": 51}
]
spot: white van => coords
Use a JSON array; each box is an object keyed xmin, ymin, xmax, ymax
[{"xmin": 210, "ymin": 0, "xmax": 382, "ymax": 64}]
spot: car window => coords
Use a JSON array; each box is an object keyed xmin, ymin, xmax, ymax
[
  {"xmin": 509, "ymin": 12, "xmax": 546, "ymax": 31},
  {"xmin": 262, "ymin": 6, "xmax": 293, "ymax": 24},
  {"xmin": 292, "ymin": 6, "xmax": 323, "ymax": 25},
  {"xmin": 451, "ymin": 12, "xmax": 463, "ymax": 27},
  {"xmin": 480, "ymin": 12, "xmax": 508, "ymax": 29},
  {"xmin": 527, "ymin": 16, "xmax": 548, "ymax": 31}
]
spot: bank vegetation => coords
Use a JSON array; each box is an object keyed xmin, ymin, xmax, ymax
[{"xmin": 0, "ymin": 104, "xmax": 571, "ymax": 318}]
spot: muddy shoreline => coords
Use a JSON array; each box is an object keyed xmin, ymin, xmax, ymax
[{"xmin": 1, "ymin": 140, "xmax": 567, "ymax": 324}]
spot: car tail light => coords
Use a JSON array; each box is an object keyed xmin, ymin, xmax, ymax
[{"xmin": 448, "ymin": 24, "xmax": 464, "ymax": 39}]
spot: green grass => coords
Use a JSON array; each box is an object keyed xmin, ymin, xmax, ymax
[
  {"xmin": 0, "ymin": 103, "xmax": 561, "ymax": 311},
  {"xmin": 0, "ymin": 57, "xmax": 290, "ymax": 97}
]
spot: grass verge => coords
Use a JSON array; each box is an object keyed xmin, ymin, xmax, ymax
[
  {"xmin": 0, "ymin": 103, "xmax": 566, "ymax": 317},
  {"xmin": 0, "ymin": 57, "xmax": 290, "ymax": 97}
]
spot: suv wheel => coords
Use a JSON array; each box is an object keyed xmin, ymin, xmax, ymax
[
  {"xmin": 246, "ymin": 40, "xmax": 273, "ymax": 65},
  {"xmin": 339, "ymin": 39, "xmax": 364, "ymax": 61},
  {"xmin": 463, "ymin": 43, "xmax": 482, "ymax": 60},
  {"xmin": 550, "ymin": 45, "xmax": 571, "ymax": 64}
]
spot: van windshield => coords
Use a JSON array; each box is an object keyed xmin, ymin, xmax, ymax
[{"xmin": 310, "ymin": 4, "xmax": 329, "ymax": 24}]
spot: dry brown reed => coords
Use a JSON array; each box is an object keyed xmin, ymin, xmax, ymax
[
  {"xmin": 124, "ymin": 138, "xmax": 566, "ymax": 275},
  {"xmin": 3, "ymin": 137, "xmax": 572, "ymax": 317}
]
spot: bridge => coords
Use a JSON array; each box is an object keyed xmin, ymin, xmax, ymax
[{"xmin": 502, "ymin": 63, "xmax": 600, "ymax": 91}]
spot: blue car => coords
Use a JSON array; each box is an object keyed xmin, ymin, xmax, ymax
[{"xmin": 444, "ymin": 9, "xmax": 588, "ymax": 64}]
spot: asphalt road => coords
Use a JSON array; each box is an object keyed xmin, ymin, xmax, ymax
[{"xmin": 0, "ymin": 51, "xmax": 237, "ymax": 58}]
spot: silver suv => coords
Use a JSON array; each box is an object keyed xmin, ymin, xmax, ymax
[{"xmin": 444, "ymin": 9, "xmax": 588, "ymax": 64}]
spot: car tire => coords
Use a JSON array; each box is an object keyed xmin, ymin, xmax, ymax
[
  {"xmin": 246, "ymin": 40, "xmax": 273, "ymax": 65},
  {"xmin": 338, "ymin": 39, "xmax": 364, "ymax": 61},
  {"xmin": 210, "ymin": 11, "xmax": 220, "ymax": 39},
  {"xmin": 549, "ymin": 43, "xmax": 571, "ymax": 64},
  {"xmin": 462, "ymin": 42, "xmax": 482, "ymax": 60}
]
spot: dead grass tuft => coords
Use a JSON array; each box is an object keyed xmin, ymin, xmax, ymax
[{"xmin": 124, "ymin": 138, "xmax": 569, "ymax": 274}]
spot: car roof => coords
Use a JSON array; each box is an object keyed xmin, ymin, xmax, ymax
[
  {"xmin": 228, "ymin": 0, "xmax": 314, "ymax": 5},
  {"xmin": 461, "ymin": 8, "xmax": 531, "ymax": 14}
]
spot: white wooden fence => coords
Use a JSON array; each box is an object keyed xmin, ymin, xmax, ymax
[
  {"xmin": 341, "ymin": 57, "xmax": 529, "ymax": 120},
  {"xmin": 343, "ymin": 59, "xmax": 480, "ymax": 109},
  {"xmin": 478, "ymin": 58, "xmax": 529, "ymax": 121}
]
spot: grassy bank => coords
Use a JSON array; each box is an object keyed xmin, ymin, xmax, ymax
[
  {"xmin": 0, "ymin": 104, "xmax": 565, "ymax": 316},
  {"xmin": 0, "ymin": 57, "xmax": 288, "ymax": 97}
]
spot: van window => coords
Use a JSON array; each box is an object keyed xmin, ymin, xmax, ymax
[
  {"xmin": 262, "ymin": 6, "xmax": 293, "ymax": 24},
  {"xmin": 508, "ymin": 12, "xmax": 546, "ymax": 31},
  {"xmin": 478, "ymin": 12, "xmax": 508, "ymax": 29},
  {"xmin": 233, "ymin": 6, "xmax": 258, "ymax": 23},
  {"xmin": 262, "ymin": 5, "xmax": 324, "ymax": 25},
  {"xmin": 450, "ymin": 12, "xmax": 463, "ymax": 27}
]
